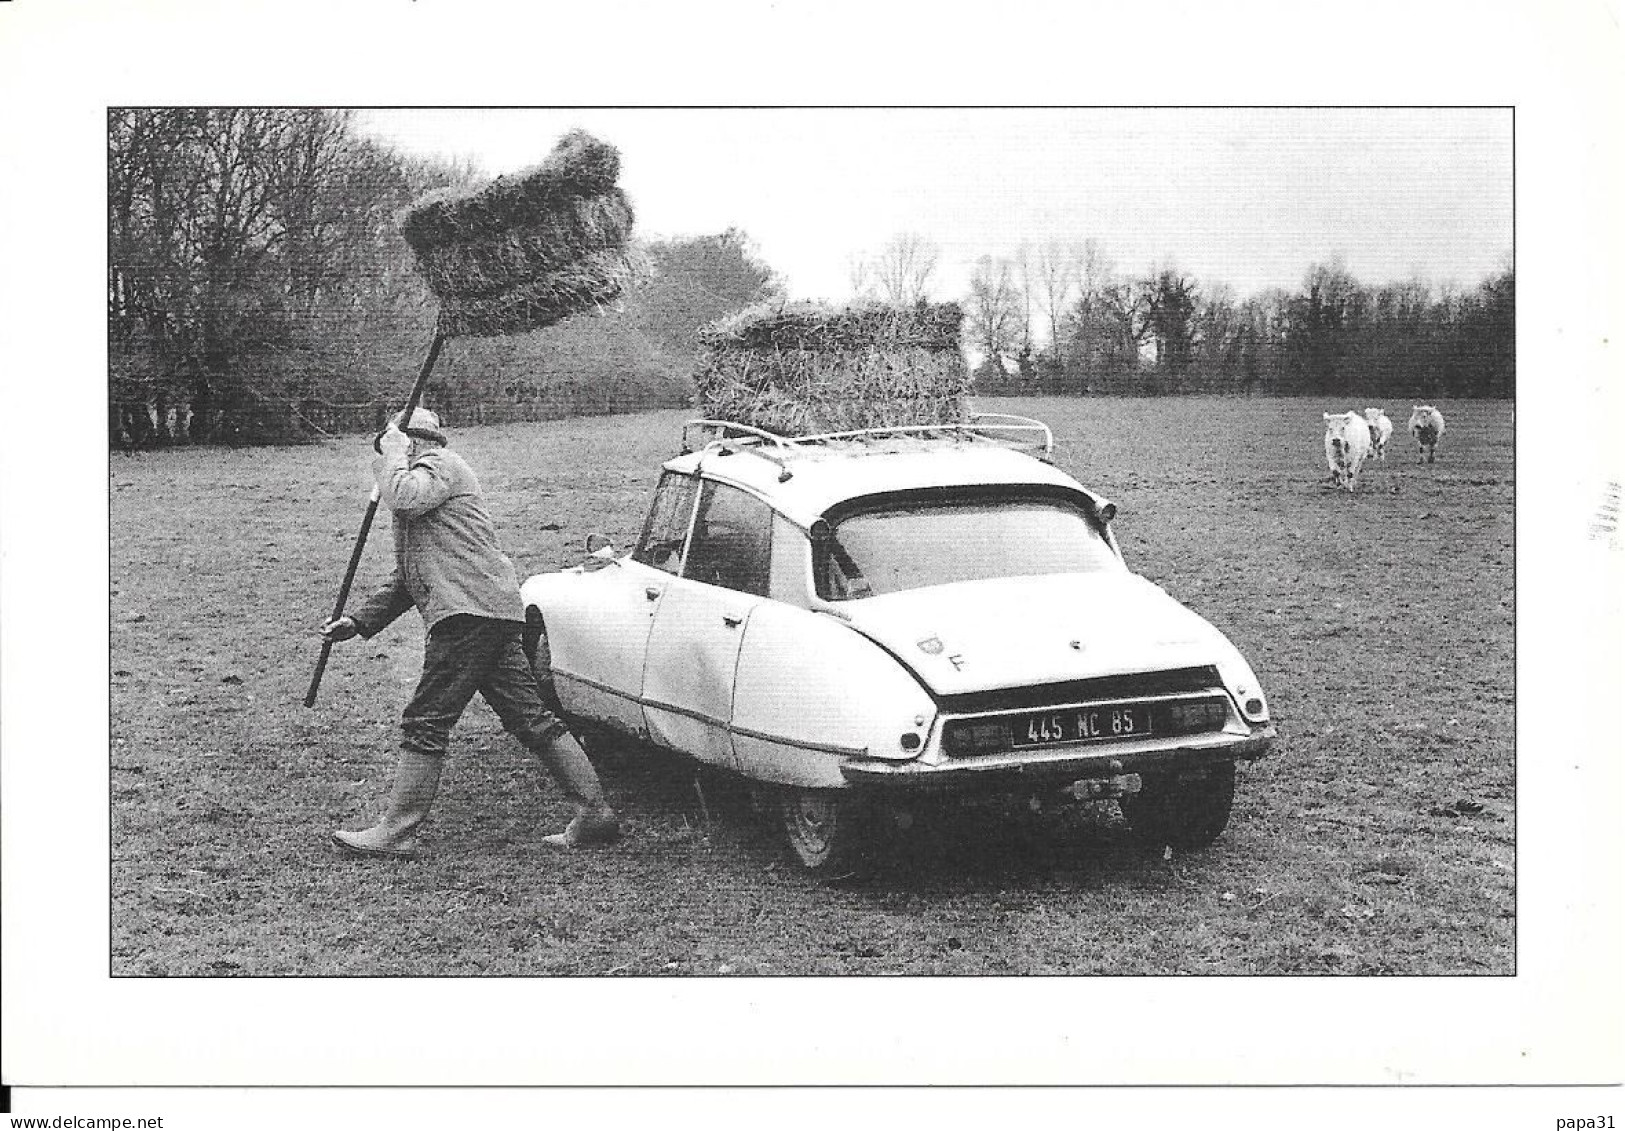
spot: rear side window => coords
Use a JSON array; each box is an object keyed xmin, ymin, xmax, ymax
[
  {"xmin": 683, "ymin": 481, "xmax": 773, "ymax": 597},
  {"xmin": 633, "ymin": 472, "xmax": 700, "ymax": 574}
]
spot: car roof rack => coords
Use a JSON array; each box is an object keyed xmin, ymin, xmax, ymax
[
  {"xmin": 683, "ymin": 422, "xmax": 800, "ymax": 481},
  {"xmin": 681, "ymin": 413, "xmax": 1055, "ymax": 472}
]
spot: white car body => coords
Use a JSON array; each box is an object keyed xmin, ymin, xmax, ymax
[{"xmin": 521, "ymin": 416, "xmax": 1276, "ymax": 871}]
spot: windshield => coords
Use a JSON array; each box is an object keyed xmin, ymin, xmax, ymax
[{"xmin": 818, "ymin": 495, "xmax": 1120, "ymax": 600}]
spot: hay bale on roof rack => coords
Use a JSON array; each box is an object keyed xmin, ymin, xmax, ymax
[
  {"xmin": 693, "ymin": 300, "xmax": 969, "ymax": 435},
  {"xmin": 400, "ymin": 129, "xmax": 641, "ymax": 339},
  {"xmin": 698, "ymin": 299, "xmax": 964, "ymax": 353}
]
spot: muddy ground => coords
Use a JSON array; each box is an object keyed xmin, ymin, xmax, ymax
[{"xmin": 110, "ymin": 395, "xmax": 1514, "ymax": 975}]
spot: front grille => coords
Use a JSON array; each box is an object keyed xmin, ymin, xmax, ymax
[{"xmin": 935, "ymin": 666, "xmax": 1222, "ymax": 716}]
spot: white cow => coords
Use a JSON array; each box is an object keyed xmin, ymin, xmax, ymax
[
  {"xmin": 1363, "ymin": 408, "xmax": 1393, "ymax": 460},
  {"xmin": 1323, "ymin": 411, "xmax": 1372, "ymax": 492},
  {"xmin": 1408, "ymin": 405, "xmax": 1446, "ymax": 464}
]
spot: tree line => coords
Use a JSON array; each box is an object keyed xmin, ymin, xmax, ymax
[
  {"xmin": 963, "ymin": 241, "xmax": 1513, "ymax": 399},
  {"xmin": 109, "ymin": 111, "xmax": 1511, "ymax": 448},
  {"xmin": 108, "ymin": 109, "xmax": 779, "ymax": 447}
]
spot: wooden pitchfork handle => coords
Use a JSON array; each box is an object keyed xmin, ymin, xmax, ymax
[{"xmin": 304, "ymin": 332, "xmax": 446, "ymax": 708}]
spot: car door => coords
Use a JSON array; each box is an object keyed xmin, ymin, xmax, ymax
[
  {"xmin": 641, "ymin": 479, "xmax": 772, "ymax": 771},
  {"xmin": 545, "ymin": 471, "xmax": 698, "ymax": 738}
]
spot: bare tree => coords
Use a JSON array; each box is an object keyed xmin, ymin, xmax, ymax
[
  {"xmin": 872, "ymin": 232, "xmax": 940, "ymax": 305},
  {"xmin": 1057, "ymin": 240, "xmax": 1111, "ymax": 351},
  {"xmin": 1035, "ymin": 241, "xmax": 1078, "ymax": 362},
  {"xmin": 1057, "ymin": 240, "xmax": 1144, "ymax": 388},
  {"xmin": 965, "ymin": 255, "xmax": 1021, "ymax": 368},
  {"xmin": 1013, "ymin": 242, "xmax": 1035, "ymax": 356},
  {"xmin": 846, "ymin": 251, "xmax": 875, "ymax": 301},
  {"xmin": 108, "ymin": 108, "xmax": 456, "ymax": 441},
  {"xmin": 274, "ymin": 109, "xmax": 360, "ymax": 310},
  {"xmin": 1078, "ymin": 239, "xmax": 1109, "ymax": 303},
  {"xmin": 1193, "ymin": 281, "xmax": 1240, "ymax": 389}
]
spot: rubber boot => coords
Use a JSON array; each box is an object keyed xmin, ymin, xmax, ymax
[
  {"xmin": 332, "ymin": 751, "xmax": 443, "ymax": 858},
  {"xmin": 533, "ymin": 731, "xmax": 621, "ymax": 849}
]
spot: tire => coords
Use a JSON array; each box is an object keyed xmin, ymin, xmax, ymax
[
  {"xmin": 1121, "ymin": 759, "xmax": 1236, "ymax": 851},
  {"xmin": 571, "ymin": 721, "xmax": 633, "ymax": 770},
  {"xmin": 779, "ymin": 788, "xmax": 874, "ymax": 879}
]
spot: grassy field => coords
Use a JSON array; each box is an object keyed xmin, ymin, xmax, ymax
[{"xmin": 109, "ymin": 395, "xmax": 1514, "ymax": 976}]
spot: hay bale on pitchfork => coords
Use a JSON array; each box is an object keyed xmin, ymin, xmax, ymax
[
  {"xmin": 402, "ymin": 128, "xmax": 643, "ymax": 339},
  {"xmin": 693, "ymin": 299, "xmax": 970, "ymax": 436},
  {"xmin": 307, "ymin": 129, "xmax": 643, "ymax": 708}
]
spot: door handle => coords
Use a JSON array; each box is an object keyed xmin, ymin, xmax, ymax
[
  {"xmin": 722, "ymin": 614, "xmax": 743, "ymax": 628},
  {"xmin": 645, "ymin": 587, "xmax": 662, "ymax": 601}
]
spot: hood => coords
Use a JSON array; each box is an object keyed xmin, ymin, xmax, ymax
[{"xmin": 832, "ymin": 571, "xmax": 1228, "ymax": 697}]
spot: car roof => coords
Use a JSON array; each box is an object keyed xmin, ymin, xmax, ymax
[{"xmin": 662, "ymin": 437, "xmax": 1094, "ymax": 528}]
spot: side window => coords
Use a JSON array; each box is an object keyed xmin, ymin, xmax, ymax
[
  {"xmin": 683, "ymin": 481, "xmax": 772, "ymax": 597},
  {"xmin": 633, "ymin": 472, "xmax": 699, "ymax": 574}
]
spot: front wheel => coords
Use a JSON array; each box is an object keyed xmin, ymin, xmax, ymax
[
  {"xmin": 569, "ymin": 721, "xmax": 622, "ymax": 764},
  {"xmin": 1121, "ymin": 759, "xmax": 1236, "ymax": 851},
  {"xmin": 521, "ymin": 608, "xmax": 562, "ymax": 713},
  {"xmin": 780, "ymin": 788, "xmax": 874, "ymax": 878}
]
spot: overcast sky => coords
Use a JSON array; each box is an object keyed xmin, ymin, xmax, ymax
[{"xmin": 357, "ymin": 107, "xmax": 1512, "ymax": 308}]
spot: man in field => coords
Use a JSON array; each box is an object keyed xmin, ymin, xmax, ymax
[{"xmin": 320, "ymin": 408, "xmax": 620, "ymax": 857}]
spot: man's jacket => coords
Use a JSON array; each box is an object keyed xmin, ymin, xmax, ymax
[{"xmin": 351, "ymin": 445, "xmax": 524, "ymax": 637}]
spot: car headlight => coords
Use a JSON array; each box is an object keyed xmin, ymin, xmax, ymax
[
  {"xmin": 1213, "ymin": 644, "xmax": 1270, "ymax": 723},
  {"xmin": 1237, "ymin": 690, "xmax": 1269, "ymax": 722}
]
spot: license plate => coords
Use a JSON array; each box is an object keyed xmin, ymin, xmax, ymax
[{"xmin": 1010, "ymin": 703, "xmax": 1155, "ymax": 747}]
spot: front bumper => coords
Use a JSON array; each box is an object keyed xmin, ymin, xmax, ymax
[{"xmin": 838, "ymin": 725, "xmax": 1276, "ymax": 792}]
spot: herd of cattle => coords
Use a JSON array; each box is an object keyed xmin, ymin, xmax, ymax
[{"xmin": 1321, "ymin": 405, "xmax": 1446, "ymax": 491}]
